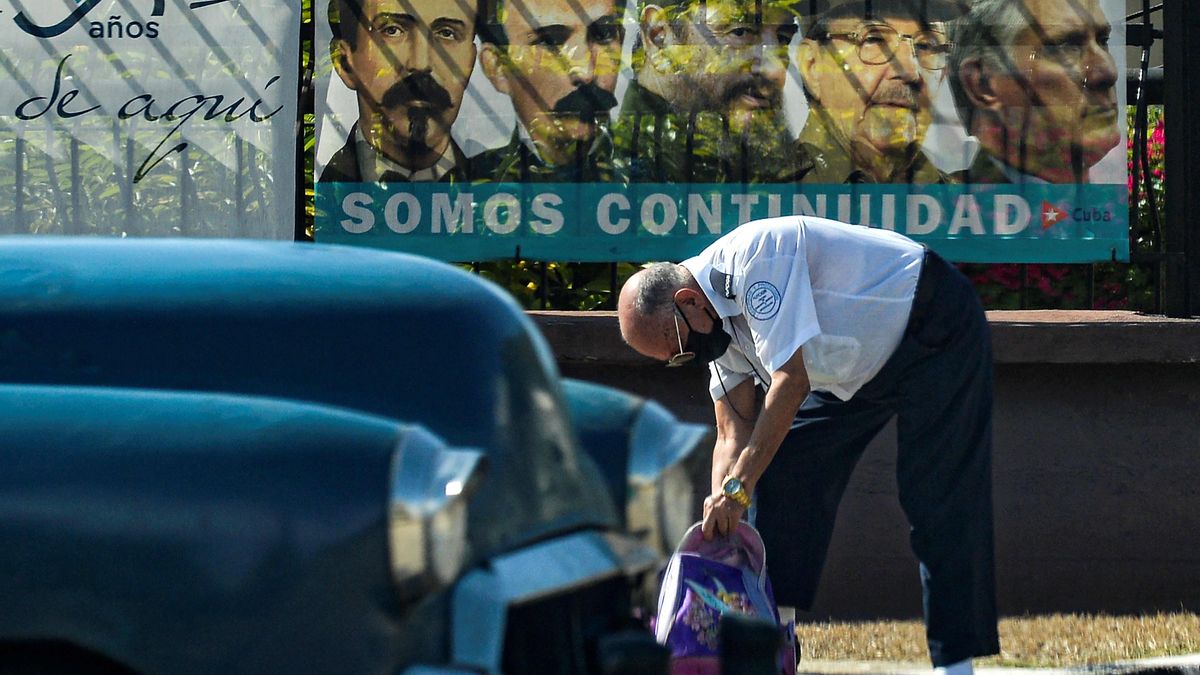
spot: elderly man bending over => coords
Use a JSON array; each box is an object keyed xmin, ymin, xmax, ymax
[{"xmin": 618, "ymin": 217, "xmax": 999, "ymax": 673}]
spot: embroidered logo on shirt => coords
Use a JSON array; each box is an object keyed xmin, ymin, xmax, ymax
[{"xmin": 745, "ymin": 281, "xmax": 781, "ymax": 320}]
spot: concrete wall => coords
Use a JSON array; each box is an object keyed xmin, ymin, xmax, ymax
[{"xmin": 532, "ymin": 310, "xmax": 1200, "ymax": 620}]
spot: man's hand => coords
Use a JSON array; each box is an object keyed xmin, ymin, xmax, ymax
[{"xmin": 702, "ymin": 492, "xmax": 747, "ymax": 540}]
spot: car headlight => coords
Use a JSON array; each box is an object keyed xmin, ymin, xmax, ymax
[
  {"xmin": 388, "ymin": 426, "xmax": 487, "ymax": 600},
  {"xmin": 625, "ymin": 400, "xmax": 712, "ymax": 557}
]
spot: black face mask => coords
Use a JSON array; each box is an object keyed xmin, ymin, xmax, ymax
[{"xmin": 677, "ymin": 305, "xmax": 732, "ymax": 364}]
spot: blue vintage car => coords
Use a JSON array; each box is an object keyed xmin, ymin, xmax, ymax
[{"xmin": 0, "ymin": 239, "xmax": 710, "ymax": 674}]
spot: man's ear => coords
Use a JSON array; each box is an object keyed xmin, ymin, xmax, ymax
[
  {"xmin": 479, "ymin": 44, "xmax": 510, "ymax": 95},
  {"xmin": 673, "ymin": 287, "xmax": 701, "ymax": 307},
  {"xmin": 959, "ymin": 56, "xmax": 1000, "ymax": 111},
  {"xmin": 331, "ymin": 39, "xmax": 359, "ymax": 91},
  {"xmin": 795, "ymin": 39, "xmax": 821, "ymax": 103},
  {"xmin": 641, "ymin": 5, "xmax": 670, "ymax": 51}
]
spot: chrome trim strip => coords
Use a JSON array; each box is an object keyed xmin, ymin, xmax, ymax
[{"xmin": 449, "ymin": 530, "xmax": 656, "ymax": 673}]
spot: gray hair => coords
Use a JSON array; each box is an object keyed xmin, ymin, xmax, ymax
[
  {"xmin": 633, "ymin": 262, "xmax": 692, "ymax": 320},
  {"xmin": 946, "ymin": 0, "xmax": 1029, "ymax": 126}
]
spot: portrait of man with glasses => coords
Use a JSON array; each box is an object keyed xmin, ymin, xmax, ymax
[
  {"xmin": 791, "ymin": 0, "xmax": 963, "ymax": 184},
  {"xmin": 947, "ymin": 0, "xmax": 1120, "ymax": 184}
]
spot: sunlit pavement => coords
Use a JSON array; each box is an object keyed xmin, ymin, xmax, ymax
[{"xmin": 797, "ymin": 654, "xmax": 1200, "ymax": 675}]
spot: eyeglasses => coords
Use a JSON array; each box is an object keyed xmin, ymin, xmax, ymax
[
  {"xmin": 1026, "ymin": 39, "xmax": 1114, "ymax": 70},
  {"xmin": 820, "ymin": 25, "xmax": 952, "ymax": 71},
  {"xmin": 667, "ymin": 305, "xmax": 695, "ymax": 368}
]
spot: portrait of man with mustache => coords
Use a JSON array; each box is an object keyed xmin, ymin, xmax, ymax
[
  {"xmin": 613, "ymin": 0, "xmax": 806, "ymax": 183},
  {"xmin": 472, "ymin": 0, "xmax": 626, "ymax": 182},
  {"xmin": 319, "ymin": 0, "xmax": 479, "ymax": 183},
  {"xmin": 793, "ymin": 0, "xmax": 963, "ymax": 184},
  {"xmin": 947, "ymin": 0, "xmax": 1120, "ymax": 184}
]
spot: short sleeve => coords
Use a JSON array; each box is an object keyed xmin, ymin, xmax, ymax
[
  {"xmin": 741, "ymin": 253, "xmax": 821, "ymax": 374},
  {"xmin": 707, "ymin": 351, "xmax": 752, "ymax": 402}
]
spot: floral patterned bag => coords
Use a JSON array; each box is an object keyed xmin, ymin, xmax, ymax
[{"xmin": 654, "ymin": 522, "xmax": 796, "ymax": 675}]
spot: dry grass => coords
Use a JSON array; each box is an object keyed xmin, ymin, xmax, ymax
[{"xmin": 796, "ymin": 612, "xmax": 1200, "ymax": 667}]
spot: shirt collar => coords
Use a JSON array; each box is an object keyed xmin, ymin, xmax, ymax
[
  {"xmin": 991, "ymin": 154, "xmax": 1052, "ymax": 185},
  {"xmin": 515, "ymin": 121, "xmax": 612, "ymax": 168},
  {"xmin": 798, "ymin": 108, "xmax": 859, "ymax": 183},
  {"xmin": 622, "ymin": 79, "xmax": 673, "ymax": 116},
  {"xmin": 355, "ymin": 127, "xmax": 458, "ymax": 182},
  {"xmin": 798, "ymin": 107, "xmax": 944, "ymax": 184}
]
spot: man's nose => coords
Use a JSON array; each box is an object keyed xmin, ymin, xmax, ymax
[
  {"xmin": 1081, "ymin": 42, "xmax": 1117, "ymax": 89},
  {"xmin": 887, "ymin": 38, "xmax": 922, "ymax": 83},
  {"xmin": 750, "ymin": 42, "xmax": 787, "ymax": 87},
  {"xmin": 406, "ymin": 28, "xmax": 433, "ymax": 73},
  {"xmin": 568, "ymin": 43, "xmax": 598, "ymax": 86}
]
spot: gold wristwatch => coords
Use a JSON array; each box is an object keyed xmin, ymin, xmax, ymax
[{"xmin": 721, "ymin": 476, "xmax": 752, "ymax": 508}]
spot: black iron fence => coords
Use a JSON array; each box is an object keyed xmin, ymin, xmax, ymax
[
  {"xmin": 3, "ymin": 136, "xmax": 272, "ymax": 238},
  {"xmin": 327, "ymin": 1, "xmax": 1188, "ymax": 317},
  {"xmin": 8, "ymin": 1, "xmax": 1191, "ymax": 316},
  {"xmin": 1161, "ymin": 1, "xmax": 1198, "ymax": 317}
]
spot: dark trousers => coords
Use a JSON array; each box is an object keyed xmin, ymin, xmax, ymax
[{"xmin": 754, "ymin": 251, "xmax": 1000, "ymax": 666}]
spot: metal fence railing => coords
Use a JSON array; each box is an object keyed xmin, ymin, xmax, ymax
[
  {"xmin": 300, "ymin": 1, "xmax": 1187, "ymax": 318},
  {"xmin": 1162, "ymin": 1, "xmax": 1199, "ymax": 317},
  {"xmin": 5, "ymin": 133, "xmax": 273, "ymax": 238}
]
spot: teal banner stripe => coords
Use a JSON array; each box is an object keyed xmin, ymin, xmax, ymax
[{"xmin": 315, "ymin": 183, "xmax": 1130, "ymax": 263}]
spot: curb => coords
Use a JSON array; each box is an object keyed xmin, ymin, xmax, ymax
[{"xmin": 798, "ymin": 655, "xmax": 1200, "ymax": 675}]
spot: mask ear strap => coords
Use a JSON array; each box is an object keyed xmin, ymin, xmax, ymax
[
  {"xmin": 713, "ymin": 320, "xmax": 772, "ymax": 422},
  {"xmin": 728, "ymin": 320, "xmax": 770, "ymax": 388},
  {"xmin": 673, "ymin": 309, "xmax": 686, "ymax": 354},
  {"xmin": 675, "ymin": 302, "xmax": 696, "ymax": 332}
]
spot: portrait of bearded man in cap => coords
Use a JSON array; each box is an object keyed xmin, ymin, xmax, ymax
[{"xmin": 612, "ymin": 0, "xmax": 807, "ymax": 183}]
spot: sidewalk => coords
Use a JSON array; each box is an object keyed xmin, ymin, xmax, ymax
[{"xmin": 799, "ymin": 654, "xmax": 1200, "ymax": 675}]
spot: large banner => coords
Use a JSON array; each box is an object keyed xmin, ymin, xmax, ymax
[
  {"xmin": 314, "ymin": 0, "xmax": 1128, "ymax": 263},
  {"xmin": 0, "ymin": 0, "xmax": 300, "ymax": 238}
]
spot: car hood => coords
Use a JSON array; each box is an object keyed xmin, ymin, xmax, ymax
[{"xmin": 0, "ymin": 238, "xmax": 617, "ymax": 559}]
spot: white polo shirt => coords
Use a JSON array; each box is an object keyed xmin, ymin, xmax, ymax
[{"xmin": 681, "ymin": 216, "xmax": 924, "ymax": 402}]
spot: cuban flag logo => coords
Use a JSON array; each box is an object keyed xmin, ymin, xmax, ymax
[{"xmin": 1041, "ymin": 201, "xmax": 1070, "ymax": 230}]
